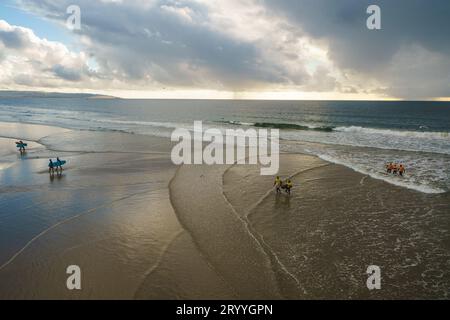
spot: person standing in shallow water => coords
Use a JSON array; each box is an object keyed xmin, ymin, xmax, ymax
[
  {"xmin": 386, "ymin": 162, "xmax": 393, "ymax": 173},
  {"xmin": 392, "ymin": 163, "xmax": 398, "ymax": 175},
  {"xmin": 274, "ymin": 176, "xmax": 282, "ymax": 194},
  {"xmin": 280, "ymin": 179, "xmax": 293, "ymax": 195},
  {"xmin": 284, "ymin": 179, "xmax": 293, "ymax": 195},
  {"xmin": 399, "ymin": 164, "xmax": 406, "ymax": 176}
]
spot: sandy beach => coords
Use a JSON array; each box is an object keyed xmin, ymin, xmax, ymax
[{"xmin": 0, "ymin": 121, "xmax": 449, "ymax": 299}]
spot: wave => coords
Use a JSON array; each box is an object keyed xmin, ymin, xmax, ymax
[
  {"xmin": 90, "ymin": 118, "xmax": 183, "ymax": 129},
  {"xmin": 253, "ymin": 122, "xmax": 335, "ymax": 132},
  {"xmin": 218, "ymin": 121, "xmax": 450, "ymax": 140},
  {"xmin": 218, "ymin": 120, "xmax": 449, "ymax": 138},
  {"xmin": 335, "ymin": 126, "xmax": 450, "ymax": 140},
  {"xmin": 82, "ymin": 127, "xmax": 136, "ymax": 135},
  {"xmin": 218, "ymin": 120, "xmax": 334, "ymax": 132}
]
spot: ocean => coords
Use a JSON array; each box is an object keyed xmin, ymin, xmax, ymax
[{"xmin": 0, "ymin": 98, "xmax": 449, "ymax": 194}]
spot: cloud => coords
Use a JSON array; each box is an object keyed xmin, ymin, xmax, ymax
[
  {"xmin": 0, "ymin": 19, "xmax": 94, "ymax": 89},
  {"xmin": 16, "ymin": 0, "xmax": 288, "ymax": 90},
  {"xmin": 4, "ymin": 0, "xmax": 450, "ymax": 98},
  {"xmin": 263, "ymin": 0, "xmax": 450, "ymax": 98},
  {"xmin": 14, "ymin": 0, "xmax": 341, "ymax": 93},
  {"xmin": 0, "ymin": 25, "xmax": 27, "ymax": 49},
  {"xmin": 51, "ymin": 64, "xmax": 83, "ymax": 81},
  {"xmin": 382, "ymin": 44, "xmax": 450, "ymax": 99}
]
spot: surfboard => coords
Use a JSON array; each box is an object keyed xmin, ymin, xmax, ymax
[{"xmin": 49, "ymin": 160, "xmax": 66, "ymax": 167}]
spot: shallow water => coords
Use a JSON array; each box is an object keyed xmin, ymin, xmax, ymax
[{"xmin": 223, "ymin": 155, "xmax": 450, "ymax": 299}]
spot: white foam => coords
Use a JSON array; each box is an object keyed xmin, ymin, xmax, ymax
[
  {"xmin": 316, "ymin": 153, "xmax": 446, "ymax": 194},
  {"xmin": 226, "ymin": 120, "xmax": 255, "ymax": 126},
  {"xmin": 335, "ymin": 126, "xmax": 450, "ymax": 140},
  {"xmin": 91, "ymin": 118, "xmax": 184, "ymax": 129},
  {"xmin": 281, "ymin": 125, "xmax": 450, "ymax": 155}
]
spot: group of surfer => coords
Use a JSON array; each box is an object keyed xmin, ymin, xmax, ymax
[
  {"xmin": 386, "ymin": 163, "xmax": 406, "ymax": 176},
  {"xmin": 48, "ymin": 157, "xmax": 64, "ymax": 174},
  {"xmin": 15, "ymin": 141, "xmax": 65, "ymax": 175},
  {"xmin": 274, "ymin": 176, "xmax": 293, "ymax": 195}
]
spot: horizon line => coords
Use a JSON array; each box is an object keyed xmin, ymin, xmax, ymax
[{"xmin": 1, "ymin": 89, "xmax": 449, "ymax": 102}]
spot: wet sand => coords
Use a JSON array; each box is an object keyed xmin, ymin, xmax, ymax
[
  {"xmin": 0, "ymin": 122, "xmax": 449, "ymax": 299},
  {"xmin": 0, "ymin": 122, "xmax": 228, "ymax": 299}
]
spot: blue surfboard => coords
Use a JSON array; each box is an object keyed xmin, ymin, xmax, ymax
[{"xmin": 49, "ymin": 160, "xmax": 66, "ymax": 167}]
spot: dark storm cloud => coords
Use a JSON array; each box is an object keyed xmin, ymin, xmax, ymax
[
  {"xmin": 263, "ymin": 0, "xmax": 450, "ymax": 69},
  {"xmin": 263, "ymin": 0, "xmax": 450, "ymax": 97}
]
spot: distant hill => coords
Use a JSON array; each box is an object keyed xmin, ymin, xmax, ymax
[{"xmin": 0, "ymin": 91, "xmax": 118, "ymax": 99}]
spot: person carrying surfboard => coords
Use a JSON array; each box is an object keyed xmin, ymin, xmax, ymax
[
  {"xmin": 56, "ymin": 157, "xmax": 63, "ymax": 173},
  {"xmin": 16, "ymin": 140, "xmax": 26, "ymax": 153},
  {"xmin": 48, "ymin": 159, "xmax": 55, "ymax": 174}
]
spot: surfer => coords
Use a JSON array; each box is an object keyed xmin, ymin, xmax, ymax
[
  {"xmin": 17, "ymin": 140, "xmax": 26, "ymax": 153},
  {"xmin": 48, "ymin": 159, "xmax": 54, "ymax": 174},
  {"xmin": 274, "ymin": 176, "xmax": 282, "ymax": 194},
  {"xmin": 56, "ymin": 157, "xmax": 63, "ymax": 172}
]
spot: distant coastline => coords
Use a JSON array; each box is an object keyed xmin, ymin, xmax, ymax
[{"xmin": 0, "ymin": 90, "xmax": 119, "ymax": 100}]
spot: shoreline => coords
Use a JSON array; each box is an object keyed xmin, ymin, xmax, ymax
[{"xmin": 1, "ymin": 118, "xmax": 447, "ymax": 195}]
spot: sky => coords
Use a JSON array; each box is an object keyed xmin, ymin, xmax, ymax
[{"xmin": 0, "ymin": 0, "xmax": 449, "ymax": 100}]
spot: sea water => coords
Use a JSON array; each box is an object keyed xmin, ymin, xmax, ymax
[{"xmin": 0, "ymin": 98, "xmax": 449, "ymax": 193}]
